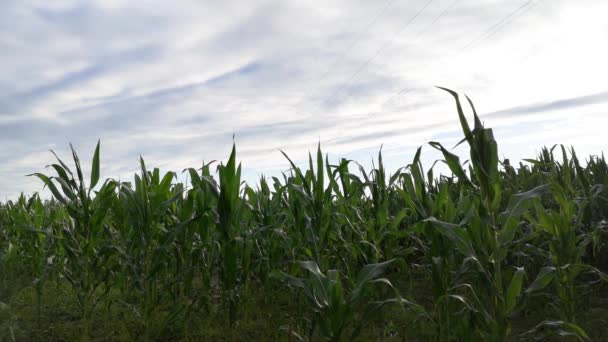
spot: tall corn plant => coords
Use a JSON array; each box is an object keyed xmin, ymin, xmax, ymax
[
  {"xmin": 281, "ymin": 145, "xmax": 335, "ymax": 270},
  {"xmin": 522, "ymin": 179, "xmax": 608, "ymax": 338},
  {"xmin": 1, "ymin": 194, "xmax": 57, "ymax": 328},
  {"xmin": 0, "ymin": 201, "xmax": 23, "ymax": 306},
  {"xmin": 214, "ymin": 145, "xmax": 252, "ymax": 326},
  {"xmin": 356, "ymin": 151, "xmax": 408, "ymax": 264},
  {"xmin": 585, "ymin": 154, "xmax": 608, "ymax": 263},
  {"xmin": 185, "ymin": 161, "xmax": 219, "ymax": 313},
  {"xmin": 424, "ymin": 88, "xmax": 549, "ymax": 341},
  {"xmin": 29, "ymin": 141, "xmax": 117, "ymax": 341},
  {"xmin": 244, "ymin": 176, "xmax": 289, "ymax": 284},
  {"xmin": 397, "ymin": 147, "xmax": 472, "ymax": 339},
  {"xmin": 113, "ymin": 159, "xmax": 190, "ymax": 340},
  {"xmin": 325, "ymin": 158, "xmax": 377, "ymax": 274},
  {"xmin": 280, "ymin": 146, "xmax": 374, "ymax": 278}
]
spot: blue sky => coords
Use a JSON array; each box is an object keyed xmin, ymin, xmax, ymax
[{"xmin": 1, "ymin": 0, "xmax": 607, "ymax": 198}]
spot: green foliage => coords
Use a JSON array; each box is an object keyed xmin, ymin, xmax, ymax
[
  {"xmin": 0, "ymin": 89, "xmax": 607, "ymax": 341},
  {"xmin": 279, "ymin": 259, "xmax": 411, "ymax": 341},
  {"xmin": 0, "ymin": 302, "xmax": 16, "ymax": 342}
]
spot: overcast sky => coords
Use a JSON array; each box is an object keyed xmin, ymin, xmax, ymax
[{"xmin": 1, "ymin": 0, "xmax": 607, "ymax": 198}]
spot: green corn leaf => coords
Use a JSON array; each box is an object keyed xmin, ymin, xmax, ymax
[
  {"xmin": 351, "ymin": 259, "xmax": 393, "ymax": 301},
  {"xmin": 69, "ymin": 143, "xmax": 84, "ymax": 184},
  {"xmin": 53, "ymin": 176, "xmax": 77, "ymax": 201},
  {"xmin": 425, "ymin": 217, "xmax": 474, "ymax": 257},
  {"xmin": 429, "ymin": 141, "xmax": 472, "ymax": 187},
  {"xmin": 506, "ymin": 267, "xmax": 525, "ymax": 313},
  {"xmin": 50, "ymin": 150, "xmax": 74, "ymax": 177},
  {"xmin": 48, "ymin": 164, "xmax": 72, "ymax": 185},
  {"xmin": 526, "ymin": 267, "xmax": 556, "ymax": 293},
  {"xmin": 465, "ymin": 94, "xmax": 483, "ymax": 131},
  {"xmin": 498, "ymin": 184, "xmax": 551, "ymax": 245},
  {"xmin": 390, "ymin": 209, "xmax": 407, "ymax": 230},
  {"xmin": 523, "ymin": 320, "xmax": 590, "ymax": 342},
  {"xmin": 90, "ymin": 140, "xmax": 101, "ymax": 191},
  {"xmin": 436, "ymin": 87, "xmax": 473, "ymax": 144},
  {"xmin": 27, "ymin": 173, "xmax": 66, "ymax": 204}
]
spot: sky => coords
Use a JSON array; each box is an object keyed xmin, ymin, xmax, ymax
[{"xmin": 1, "ymin": 0, "xmax": 607, "ymax": 199}]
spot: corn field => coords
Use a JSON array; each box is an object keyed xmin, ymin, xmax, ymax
[{"xmin": 1, "ymin": 89, "xmax": 608, "ymax": 341}]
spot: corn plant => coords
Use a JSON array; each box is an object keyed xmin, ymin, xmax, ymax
[
  {"xmin": 29, "ymin": 141, "xmax": 117, "ymax": 341},
  {"xmin": 1, "ymin": 194, "xmax": 56, "ymax": 328},
  {"xmin": 245, "ymin": 176, "xmax": 289, "ymax": 284},
  {"xmin": 356, "ymin": 150, "xmax": 409, "ymax": 264},
  {"xmin": 213, "ymin": 145, "xmax": 253, "ymax": 326},
  {"xmin": 112, "ymin": 158, "xmax": 195, "ymax": 340},
  {"xmin": 281, "ymin": 145, "xmax": 336, "ymax": 270},
  {"xmin": 423, "ymin": 88, "xmax": 550, "ymax": 341},
  {"xmin": 1, "ymin": 88, "xmax": 608, "ymax": 341},
  {"xmin": 397, "ymin": 147, "xmax": 471, "ymax": 339},
  {"xmin": 279, "ymin": 259, "xmax": 411, "ymax": 341},
  {"xmin": 522, "ymin": 182, "xmax": 608, "ymax": 338},
  {"xmin": 184, "ymin": 160, "xmax": 220, "ymax": 314}
]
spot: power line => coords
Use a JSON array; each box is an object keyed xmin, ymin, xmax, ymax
[
  {"xmin": 376, "ymin": 0, "xmax": 541, "ymax": 112},
  {"xmin": 462, "ymin": 0, "xmax": 537, "ymax": 50},
  {"xmin": 471, "ymin": 0, "xmax": 540, "ymax": 48},
  {"xmin": 413, "ymin": 0, "xmax": 460, "ymax": 43},
  {"xmin": 291, "ymin": 0, "xmax": 399, "ymax": 110},
  {"xmin": 333, "ymin": 0, "xmax": 460, "ymax": 108},
  {"xmin": 321, "ymin": 0, "xmax": 435, "ymax": 108}
]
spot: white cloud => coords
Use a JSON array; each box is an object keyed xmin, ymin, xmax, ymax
[{"xmin": 0, "ymin": 0, "xmax": 607, "ymax": 198}]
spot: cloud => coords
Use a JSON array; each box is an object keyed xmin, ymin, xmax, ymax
[
  {"xmin": 485, "ymin": 90, "xmax": 608, "ymax": 119},
  {"xmin": 0, "ymin": 0, "xmax": 607, "ymax": 198}
]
